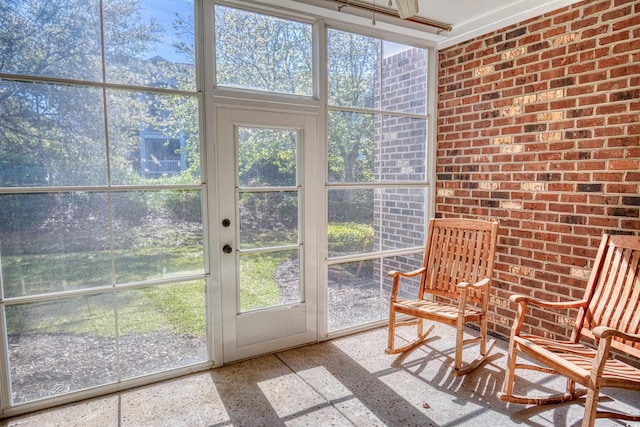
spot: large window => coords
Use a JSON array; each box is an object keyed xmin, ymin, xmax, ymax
[
  {"xmin": 214, "ymin": 4, "xmax": 313, "ymax": 96},
  {"xmin": 0, "ymin": 0, "xmax": 205, "ymax": 406},
  {"xmin": 0, "ymin": 0, "xmax": 434, "ymax": 414},
  {"xmin": 327, "ymin": 29, "xmax": 429, "ymax": 331}
]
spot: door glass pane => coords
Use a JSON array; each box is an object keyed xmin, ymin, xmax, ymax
[
  {"xmin": 239, "ymin": 250, "xmax": 300, "ymax": 312},
  {"xmin": 6, "ymin": 294, "xmax": 118, "ymax": 404},
  {"xmin": 103, "ymin": 0, "xmax": 195, "ymax": 91},
  {"xmin": 0, "ymin": 1, "xmax": 102, "ymax": 82},
  {"xmin": 215, "ymin": 5, "xmax": 312, "ymax": 96},
  {"xmin": 107, "ymin": 90, "xmax": 200, "ymax": 185},
  {"xmin": 239, "ymin": 192, "xmax": 298, "ymax": 249},
  {"xmin": 0, "ymin": 192, "xmax": 111, "ymax": 298},
  {"xmin": 112, "ymin": 190, "xmax": 204, "ymax": 283},
  {"xmin": 0, "ymin": 81, "xmax": 107, "ymax": 187},
  {"xmin": 117, "ymin": 281, "xmax": 206, "ymax": 379},
  {"xmin": 238, "ymin": 127, "xmax": 297, "ymax": 188}
]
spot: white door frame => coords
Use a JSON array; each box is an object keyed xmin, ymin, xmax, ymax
[{"xmin": 214, "ymin": 107, "xmax": 320, "ymax": 363}]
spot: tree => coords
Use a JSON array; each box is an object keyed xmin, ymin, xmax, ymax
[
  {"xmin": 214, "ymin": 4, "xmax": 312, "ymax": 96},
  {"xmin": 0, "ymin": 0, "xmax": 164, "ymax": 188},
  {"xmin": 0, "ymin": 0, "xmax": 179, "ymax": 237}
]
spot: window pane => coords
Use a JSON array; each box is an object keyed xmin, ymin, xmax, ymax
[
  {"xmin": 328, "ymin": 259, "xmax": 384, "ymax": 331},
  {"xmin": 215, "ymin": 5, "xmax": 312, "ymax": 96},
  {"xmin": 328, "ymin": 110, "xmax": 374, "ymax": 183},
  {"xmin": 239, "ymin": 250, "xmax": 300, "ymax": 312},
  {"xmin": 380, "ymin": 115, "xmax": 427, "ymax": 181},
  {"xmin": 6, "ymin": 294, "xmax": 117, "ymax": 404},
  {"xmin": 0, "ymin": 193, "xmax": 112, "ymax": 298},
  {"xmin": 103, "ymin": 0, "xmax": 196, "ymax": 91},
  {"xmin": 381, "ymin": 42, "xmax": 428, "ymax": 115},
  {"xmin": 239, "ymin": 192, "xmax": 298, "ymax": 249},
  {"xmin": 238, "ymin": 127, "xmax": 297, "ymax": 188},
  {"xmin": 328, "ymin": 187, "xmax": 426, "ymax": 257},
  {"xmin": 328, "ymin": 254, "xmax": 424, "ymax": 332},
  {"xmin": 383, "ymin": 253, "xmax": 424, "ymax": 300},
  {"xmin": 328, "ymin": 32, "xmax": 427, "ymax": 114},
  {"xmin": 0, "ymin": 0, "xmax": 102, "ymax": 82},
  {"xmin": 328, "ymin": 30, "xmax": 380, "ymax": 109},
  {"xmin": 107, "ymin": 90, "xmax": 199, "ymax": 185},
  {"xmin": 328, "ymin": 189, "xmax": 374, "ymax": 257},
  {"xmin": 328, "ymin": 112, "xmax": 426, "ymax": 184},
  {"xmin": 118, "ymin": 281, "xmax": 206, "ymax": 379},
  {"xmin": 0, "ymin": 81, "xmax": 107, "ymax": 187},
  {"xmin": 112, "ymin": 190, "xmax": 203, "ymax": 283},
  {"xmin": 377, "ymin": 187, "xmax": 427, "ymax": 251}
]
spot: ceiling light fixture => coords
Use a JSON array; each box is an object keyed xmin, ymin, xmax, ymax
[
  {"xmin": 328, "ymin": 0, "xmax": 451, "ymax": 32},
  {"xmin": 389, "ymin": 0, "xmax": 419, "ymax": 19}
]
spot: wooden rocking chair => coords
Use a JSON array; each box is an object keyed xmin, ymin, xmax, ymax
[
  {"xmin": 498, "ymin": 234, "xmax": 640, "ymax": 427},
  {"xmin": 386, "ymin": 218, "xmax": 499, "ymax": 376}
]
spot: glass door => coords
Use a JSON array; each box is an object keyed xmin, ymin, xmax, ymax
[{"xmin": 216, "ymin": 108, "xmax": 318, "ymax": 362}]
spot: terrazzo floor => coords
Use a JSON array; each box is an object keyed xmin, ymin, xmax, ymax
[{"xmin": 1, "ymin": 324, "xmax": 638, "ymax": 426}]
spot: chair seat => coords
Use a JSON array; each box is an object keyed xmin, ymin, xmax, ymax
[
  {"xmin": 517, "ymin": 335, "xmax": 640, "ymax": 388},
  {"xmin": 393, "ymin": 298, "xmax": 484, "ymax": 322}
]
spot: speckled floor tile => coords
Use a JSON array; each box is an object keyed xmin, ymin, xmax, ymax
[
  {"xmin": 119, "ymin": 372, "xmax": 227, "ymax": 426},
  {"xmin": 1, "ymin": 324, "xmax": 639, "ymax": 427},
  {"xmin": 0, "ymin": 395, "xmax": 118, "ymax": 427}
]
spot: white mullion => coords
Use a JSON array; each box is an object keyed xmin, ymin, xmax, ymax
[
  {"xmin": 0, "ymin": 73, "xmax": 197, "ymax": 98},
  {"xmin": 0, "ymin": 184, "xmax": 203, "ymax": 196},
  {"xmin": 327, "ymin": 104, "xmax": 428, "ymax": 120}
]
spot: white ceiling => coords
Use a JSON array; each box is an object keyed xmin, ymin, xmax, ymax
[
  {"xmin": 253, "ymin": 0, "xmax": 582, "ymax": 48},
  {"xmin": 408, "ymin": 0, "xmax": 582, "ymax": 47}
]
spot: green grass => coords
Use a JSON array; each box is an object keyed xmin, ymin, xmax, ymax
[
  {"xmin": 2, "ymin": 246, "xmax": 204, "ymax": 297},
  {"xmin": 3, "ymin": 247, "xmax": 286, "ymax": 337},
  {"xmin": 5, "ymin": 281, "xmax": 206, "ymax": 338},
  {"xmin": 239, "ymin": 251, "xmax": 289, "ymax": 311}
]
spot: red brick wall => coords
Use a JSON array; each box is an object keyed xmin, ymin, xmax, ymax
[{"xmin": 436, "ymin": 0, "xmax": 640, "ymax": 341}]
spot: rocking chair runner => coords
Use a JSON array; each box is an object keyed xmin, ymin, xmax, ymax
[
  {"xmin": 386, "ymin": 218, "xmax": 499, "ymax": 376},
  {"xmin": 498, "ymin": 234, "xmax": 640, "ymax": 427}
]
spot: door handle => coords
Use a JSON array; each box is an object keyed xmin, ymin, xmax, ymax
[{"xmin": 222, "ymin": 244, "xmax": 233, "ymax": 254}]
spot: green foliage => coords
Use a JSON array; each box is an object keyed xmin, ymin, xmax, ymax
[
  {"xmin": 238, "ymin": 127, "xmax": 296, "ymax": 187},
  {"xmin": 215, "ymin": 4, "xmax": 312, "ymax": 95},
  {"xmin": 0, "ymin": 0, "xmax": 164, "ymax": 187},
  {"xmin": 328, "ymin": 30, "xmax": 380, "ymax": 108},
  {"xmin": 328, "ymin": 222, "xmax": 374, "ymax": 255}
]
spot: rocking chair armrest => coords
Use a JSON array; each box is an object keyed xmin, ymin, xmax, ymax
[
  {"xmin": 387, "ymin": 267, "xmax": 426, "ymax": 279},
  {"xmin": 592, "ymin": 326, "xmax": 640, "ymax": 343},
  {"xmin": 388, "ymin": 267, "xmax": 426, "ymax": 301},
  {"xmin": 457, "ymin": 277, "xmax": 490, "ymax": 290},
  {"xmin": 509, "ymin": 294, "xmax": 588, "ymax": 310}
]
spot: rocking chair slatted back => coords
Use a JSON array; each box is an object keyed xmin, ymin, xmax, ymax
[
  {"xmin": 578, "ymin": 234, "xmax": 640, "ymax": 358},
  {"xmin": 387, "ymin": 218, "xmax": 499, "ymax": 376},
  {"xmin": 422, "ymin": 219, "xmax": 496, "ymax": 305}
]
